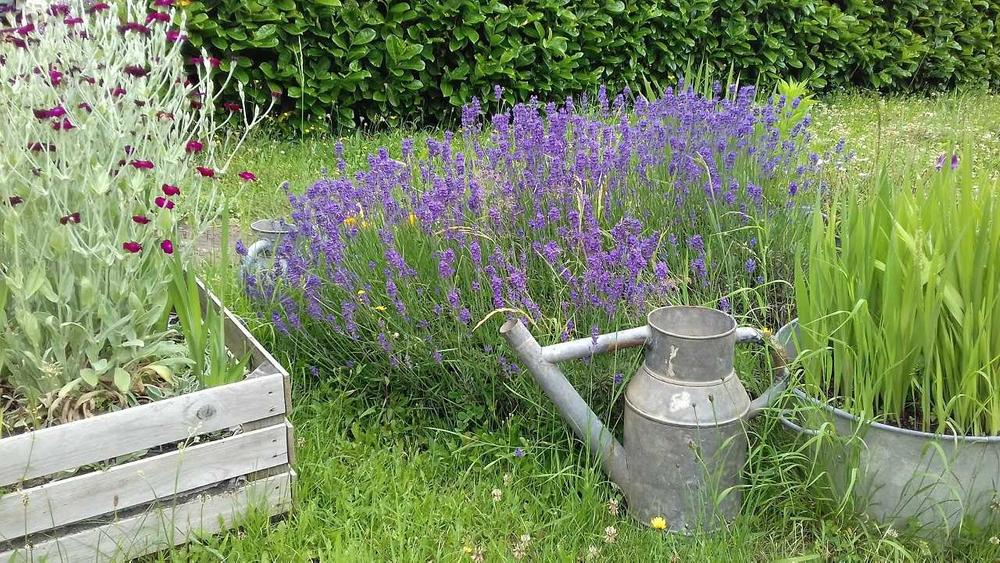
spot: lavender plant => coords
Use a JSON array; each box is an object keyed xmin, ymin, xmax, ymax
[
  {"xmin": 0, "ymin": 0, "xmax": 270, "ymax": 428},
  {"xmin": 251, "ymin": 83, "xmax": 841, "ymax": 424}
]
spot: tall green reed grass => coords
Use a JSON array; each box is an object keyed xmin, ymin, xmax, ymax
[{"xmin": 795, "ymin": 148, "xmax": 1000, "ymax": 435}]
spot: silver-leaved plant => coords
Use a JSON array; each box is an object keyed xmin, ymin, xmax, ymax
[{"xmin": 0, "ymin": 0, "xmax": 271, "ymax": 426}]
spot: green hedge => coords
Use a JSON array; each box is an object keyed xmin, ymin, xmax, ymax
[{"xmin": 183, "ymin": 0, "xmax": 1000, "ymax": 128}]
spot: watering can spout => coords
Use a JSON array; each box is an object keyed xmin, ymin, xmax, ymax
[{"xmin": 499, "ymin": 319, "xmax": 640, "ymax": 488}]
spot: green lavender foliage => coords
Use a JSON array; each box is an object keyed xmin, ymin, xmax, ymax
[{"xmin": 182, "ymin": 0, "xmax": 1000, "ymax": 129}]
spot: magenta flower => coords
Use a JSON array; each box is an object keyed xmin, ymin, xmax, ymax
[
  {"xmin": 15, "ymin": 23, "xmax": 34, "ymax": 36},
  {"xmin": 130, "ymin": 160, "xmax": 155, "ymax": 170},
  {"xmin": 88, "ymin": 2, "xmax": 110, "ymax": 13},
  {"xmin": 7, "ymin": 196, "xmax": 24, "ymax": 207},
  {"xmin": 64, "ymin": 16, "xmax": 84, "ymax": 26},
  {"xmin": 124, "ymin": 145, "xmax": 135, "ymax": 155},
  {"xmin": 162, "ymin": 184, "xmax": 181, "ymax": 196},
  {"xmin": 271, "ymin": 91, "xmax": 282, "ymax": 99},
  {"xmin": 154, "ymin": 0, "xmax": 174, "ymax": 6},
  {"xmin": 189, "ymin": 56, "xmax": 204, "ymax": 65},
  {"xmin": 52, "ymin": 119, "xmax": 75, "ymax": 131},
  {"xmin": 207, "ymin": 57, "xmax": 221, "ymax": 68},
  {"xmin": 160, "ymin": 239, "xmax": 174, "ymax": 254},
  {"xmin": 238, "ymin": 171, "xmax": 257, "ymax": 182},
  {"xmin": 223, "ymin": 102, "xmax": 241, "ymax": 113},
  {"xmin": 156, "ymin": 111, "xmax": 175, "ymax": 122},
  {"xmin": 111, "ymin": 86, "xmax": 127, "ymax": 97},
  {"xmin": 132, "ymin": 215, "xmax": 151, "ymax": 224},
  {"xmin": 196, "ymin": 166, "xmax": 215, "ymax": 178},
  {"xmin": 154, "ymin": 196, "xmax": 175, "ymax": 210},
  {"xmin": 59, "ymin": 212, "xmax": 81, "ymax": 225},
  {"xmin": 118, "ymin": 22, "xmax": 151, "ymax": 35},
  {"xmin": 166, "ymin": 29, "xmax": 185, "ymax": 43},
  {"xmin": 78, "ymin": 102, "xmax": 92, "ymax": 112},
  {"xmin": 185, "ymin": 140, "xmax": 204, "ymax": 153},
  {"xmin": 124, "ymin": 65, "xmax": 149, "ymax": 78},
  {"xmin": 122, "ymin": 241, "xmax": 142, "ymax": 253},
  {"xmin": 146, "ymin": 12, "xmax": 170, "ymax": 24},
  {"xmin": 48, "ymin": 70, "xmax": 63, "ymax": 86},
  {"xmin": 31, "ymin": 106, "xmax": 66, "ymax": 119},
  {"xmin": 48, "ymin": 4, "xmax": 70, "ymax": 16}
]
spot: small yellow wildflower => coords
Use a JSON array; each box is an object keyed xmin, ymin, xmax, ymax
[
  {"xmin": 408, "ymin": 212, "xmax": 417, "ymax": 226},
  {"xmin": 361, "ymin": 220, "xmax": 371, "ymax": 229},
  {"xmin": 356, "ymin": 289, "xmax": 366, "ymax": 296},
  {"xmin": 650, "ymin": 516, "xmax": 668, "ymax": 530},
  {"xmin": 462, "ymin": 546, "xmax": 474, "ymax": 555},
  {"xmin": 176, "ymin": 0, "xmax": 191, "ymax": 6},
  {"xmin": 374, "ymin": 306, "xmax": 387, "ymax": 312},
  {"xmin": 343, "ymin": 216, "xmax": 357, "ymax": 227}
]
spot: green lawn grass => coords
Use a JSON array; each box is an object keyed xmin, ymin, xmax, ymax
[{"xmin": 180, "ymin": 91, "xmax": 1000, "ymax": 562}]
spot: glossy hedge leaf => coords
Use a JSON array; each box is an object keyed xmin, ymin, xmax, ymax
[{"xmin": 183, "ymin": 0, "xmax": 1000, "ymax": 131}]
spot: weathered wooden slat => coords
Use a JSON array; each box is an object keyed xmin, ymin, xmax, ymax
[
  {"xmin": 245, "ymin": 421, "xmax": 296, "ymax": 487},
  {"xmin": 0, "ymin": 374, "xmax": 285, "ymax": 487},
  {"xmin": 0, "ymin": 471, "xmax": 295, "ymax": 562},
  {"xmin": 0, "ymin": 425, "xmax": 288, "ymax": 541}
]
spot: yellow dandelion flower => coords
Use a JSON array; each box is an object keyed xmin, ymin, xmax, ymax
[
  {"xmin": 462, "ymin": 546, "xmax": 474, "ymax": 554},
  {"xmin": 356, "ymin": 289, "xmax": 366, "ymax": 296},
  {"xmin": 374, "ymin": 306, "xmax": 387, "ymax": 312},
  {"xmin": 361, "ymin": 220, "xmax": 371, "ymax": 229},
  {"xmin": 343, "ymin": 216, "xmax": 357, "ymax": 227},
  {"xmin": 650, "ymin": 516, "xmax": 667, "ymax": 530},
  {"xmin": 408, "ymin": 212, "xmax": 417, "ymax": 226}
]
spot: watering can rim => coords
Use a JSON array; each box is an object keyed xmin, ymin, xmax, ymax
[
  {"xmin": 647, "ymin": 305, "xmax": 737, "ymax": 341},
  {"xmin": 250, "ymin": 218, "xmax": 294, "ymax": 235},
  {"xmin": 777, "ymin": 319, "xmax": 1000, "ymax": 443}
]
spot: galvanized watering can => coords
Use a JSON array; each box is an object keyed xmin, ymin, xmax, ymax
[{"xmin": 500, "ymin": 306, "xmax": 788, "ymax": 533}]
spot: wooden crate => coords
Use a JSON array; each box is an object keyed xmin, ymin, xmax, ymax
[{"xmin": 0, "ymin": 286, "xmax": 295, "ymax": 562}]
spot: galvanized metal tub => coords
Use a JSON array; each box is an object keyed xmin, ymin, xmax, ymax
[{"xmin": 775, "ymin": 320, "xmax": 1000, "ymax": 535}]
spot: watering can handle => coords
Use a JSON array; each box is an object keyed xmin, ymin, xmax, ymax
[{"xmin": 735, "ymin": 327, "xmax": 790, "ymax": 419}]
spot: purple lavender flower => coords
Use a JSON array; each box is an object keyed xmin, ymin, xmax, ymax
[
  {"xmin": 613, "ymin": 372, "xmax": 624, "ymax": 385},
  {"xmin": 687, "ymin": 235, "xmax": 705, "ymax": 254},
  {"xmin": 719, "ymin": 296, "xmax": 731, "ymax": 313},
  {"xmin": 513, "ymin": 447, "xmax": 525, "ymax": 458},
  {"xmin": 437, "ymin": 249, "xmax": 456, "ymax": 279}
]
